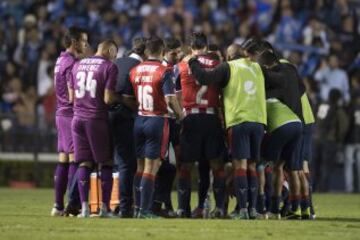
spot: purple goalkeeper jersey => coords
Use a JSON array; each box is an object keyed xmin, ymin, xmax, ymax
[
  {"xmin": 54, "ymin": 51, "xmax": 77, "ymax": 116},
  {"xmin": 70, "ymin": 56, "xmax": 118, "ymax": 119}
]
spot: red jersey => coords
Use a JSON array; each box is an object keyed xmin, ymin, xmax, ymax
[
  {"xmin": 177, "ymin": 54, "xmax": 220, "ymax": 112},
  {"xmin": 129, "ymin": 60, "xmax": 174, "ymax": 116}
]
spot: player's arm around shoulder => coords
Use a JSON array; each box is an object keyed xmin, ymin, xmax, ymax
[{"xmin": 188, "ymin": 57, "xmax": 230, "ymax": 87}]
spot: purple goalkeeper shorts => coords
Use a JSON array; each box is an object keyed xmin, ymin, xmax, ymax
[
  {"xmin": 71, "ymin": 117, "xmax": 112, "ymax": 163},
  {"xmin": 56, "ymin": 115, "xmax": 74, "ymax": 154}
]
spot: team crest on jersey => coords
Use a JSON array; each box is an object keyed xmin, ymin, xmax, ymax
[{"xmin": 244, "ymin": 80, "xmax": 256, "ymax": 95}]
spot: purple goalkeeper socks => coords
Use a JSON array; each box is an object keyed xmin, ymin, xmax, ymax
[
  {"xmin": 54, "ymin": 163, "xmax": 69, "ymax": 209},
  {"xmin": 77, "ymin": 166, "xmax": 91, "ymax": 204},
  {"xmin": 101, "ymin": 167, "xmax": 113, "ymax": 210}
]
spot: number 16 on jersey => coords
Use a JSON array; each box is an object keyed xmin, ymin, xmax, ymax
[{"xmin": 138, "ymin": 85, "xmax": 154, "ymax": 111}]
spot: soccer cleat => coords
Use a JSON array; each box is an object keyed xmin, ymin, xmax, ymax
[
  {"xmin": 191, "ymin": 207, "xmax": 203, "ymax": 218},
  {"xmin": 117, "ymin": 211, "xmax": 133, "ymax": 218},
  {"xmin": 210, "ymin": 208, "xmax": 225, "ymax": 219},
  {"xmin": 267, "ymin": 212, "xmax": 281, "ymax": 220},
  {"xmin": 98, "ymin": 204, "xmax": 115, "ymax": 218},
  {"xmin": 64, "ymin": 203, "xmax": 80, "ymax": 217},
  {"xmin": 301, "ymin": 207, "xmax": 311, "ymax": 220},
  {"xmin": 229, "ymin": 209, "xmax": 239, "ymax": 219},
  {"xmin": 310, "ymin": 205, "xmax": 316, "ymax": 219},
  {"xmin": 249, "ymin": 208, "xmax": 262, "ymax": 220},
  {"xmin": 137, "ymin": 210, "xmax": 161, "ymax": 219},
  {"xmin": 50, "ymin": 205, "xmax": 64, "ymax": 217},
  {"xmin": 285, "ymin": 208, "xmax": 301, "ymax": 220},
  {"xmin": 159, "ymin": 209, "xmax": 177, "ymax": 218},
  {"xmin": 177, "ymin": 209, "xmax": 189, "ymax": 218},
  {"xmin": 133, "ymin": 207, "xmax": 140, "ymax": 218},
  {"xmin": 231, "ymin": 208, "xmax": 249, "ymax": 220},
  {"xmin": 77, "ymin": 203, "xmax": 90, "ymax": 218}
]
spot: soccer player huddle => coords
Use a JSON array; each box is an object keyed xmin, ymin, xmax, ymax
[{"xmin": 51, "ymin": 26, "xmax": 315, "ymax": 220}]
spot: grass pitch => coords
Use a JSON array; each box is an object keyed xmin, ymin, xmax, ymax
[{"xmin": 0, "ymin": 189, "xmax": 359, "ymax": 240}]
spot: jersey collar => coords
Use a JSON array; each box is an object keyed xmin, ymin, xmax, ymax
[{"xmin": 129, "ymin": 53, "xmax": 143, "ymax": 62}]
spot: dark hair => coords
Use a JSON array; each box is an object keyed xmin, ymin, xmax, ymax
[
  {"xmin": 63, "ymin": 26, "xmax": 87, "ymax": 48},
  {"xmin": 208, "ymin": 43, "xmax": 220, "ymax": 52},
  {"xmin": 164, "ymin": 37, "xmax": 181, "ymax": 52},
  {"xmin": 258, "ymin": 50, "xmax": 279, "ymax": 66},
  {"xmin": 241, "ymin": 38, "xmax": 262, "ymax": 54},
  {"xmin": 145, "ymin": 36, "xmax": 164, "ymax": 55},
  {"xmin": 132, "ymin": 37, "xmax": 146, "ymax": 55},
  {"xmin": 189, "ymin": 32, "xmax": 207, "ymax": 50}
]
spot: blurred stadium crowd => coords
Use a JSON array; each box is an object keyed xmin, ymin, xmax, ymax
[{"xmin": 0, "ymin": 0, "xmax": 360, "ymax": 192}]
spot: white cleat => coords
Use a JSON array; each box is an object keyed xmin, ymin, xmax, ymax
[
  {"xmin": 267, "ymin": 212, "xmax": 281, "ymax": 220},
  {"xmin": 77, "ymin": 203, "xmax": 90, "ymax": 218},
  {"xmin": 50, "ymin": 206, "xmax": 64, "ymax": 217}
]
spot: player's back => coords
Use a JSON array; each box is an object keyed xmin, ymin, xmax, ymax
[
  {"xmin": 71, "ymin": 56, "xmax": 117, "ymax": 119},
  {"xmin": 54, "ymin": 51, "xmax": 76, "ymax": 116},
  {"xmin": 177, "ymin": 54, "xmax": 220, "ymax": 111},
  {"xmin": 130, "ymin": 60, "xmax": 170, "ymax": 117}
]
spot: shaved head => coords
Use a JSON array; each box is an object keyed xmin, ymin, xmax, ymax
[{"xmin": 96, "ymin": 39, "xmax": 118, "ymax": 60}]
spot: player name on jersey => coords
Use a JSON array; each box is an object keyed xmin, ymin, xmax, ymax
[{"xmin": 177, "ymin": 54, "xmax": 220, "ymax": 114}]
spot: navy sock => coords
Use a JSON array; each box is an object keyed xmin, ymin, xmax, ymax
[
  {"xmin": 290, "ymin": 195, "xmax": 301, "ymax": 212},
  {"xmin": 133, "ymin": 172, "xmax": 142, "ymax": 209},
  {"xmin": 67, "ymin": 162, "xmax": 77, "ymax": 191},
  {"xmin": 100, "ymin": 166, "xmax": 113, "ymax": 210},
  {"xmin": 257, "ymin": 194, "xmax": 265, "ymax": 214},
  {"xmin": 177, "ymin": 169, "xmax": 191, "ymax": 213},
  {"xmin": 234, "ymin": 168, "xmax": 248, "ymax": 209},
  {"xmin": 164, "ymin": 164, "xmax": 176, "ymax": 210},
  {"xmin": 213, "ymin": 169, "xmax": 225, "ymax": 210},
  {"xmin": 140, "ymin": 173, "xmax": 155, "ymax": 212},
  {"xmin": 248, "ymin": 170, "xmax": 258, "ymax": 209},
  {"xmin": 264, "ymin": 166, "xmax": 273, "ymax": 211},
  {"xmin": 270, "ymin": 196, "xmax": 281, "ymax": 214},
  {"xmin": 197, "ymin": 162, "xmax": 210, "ymax": 209},
  {"xmin": 301, "ymin": 195, "xmax": 310, "ymax": 211},
  {"xmin": 305, "ymin": 172, "xmax": 315, "ymax": 214}
]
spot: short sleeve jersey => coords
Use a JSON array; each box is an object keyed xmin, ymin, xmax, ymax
[
  {"xmin": 54, "ymin": 51, "xmax": 77, "ymax": 117},
  {"xmin": 70, "ymin": 56, "xmax": 117, "ymax": 119},
  {"xmin": 177, "ymin": 54, "xmax": 220, "ymax": 110},
  {"xmin": 129, "ymin": 60, "xmax": 175, "ymax": 116}
]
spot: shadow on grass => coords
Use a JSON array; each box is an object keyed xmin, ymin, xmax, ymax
[{"xmin": 315, "ymin": 217, "xmax": 360, "ymax": 223}]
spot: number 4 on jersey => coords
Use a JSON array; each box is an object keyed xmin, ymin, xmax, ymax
[{"xmin": 75, "ymin": 71, "xmax": 97, "ymax": 98}]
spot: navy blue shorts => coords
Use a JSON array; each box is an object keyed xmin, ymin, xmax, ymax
[
  {"xmin": 134, "ymin": 116, "xmax": 169, "ymax": 160},
  {"xmin": 266, "ymin": 122, "xmax": 303, "ymax": 170},
  {"xmin": 228, "ymin": 122, "xmax": 264, "ymax": 161},
  {"xmin": 168, "ymin": 118, "xmax": 180, "ymax": 147},
  {"xmin": 180, "ymin": 114, "xmax": 224, "ymax": 163}
]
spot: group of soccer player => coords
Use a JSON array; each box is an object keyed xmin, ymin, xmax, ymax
[{"xmin": 51, "ymin": 26, "xmax": 316, "ymax": 220}]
